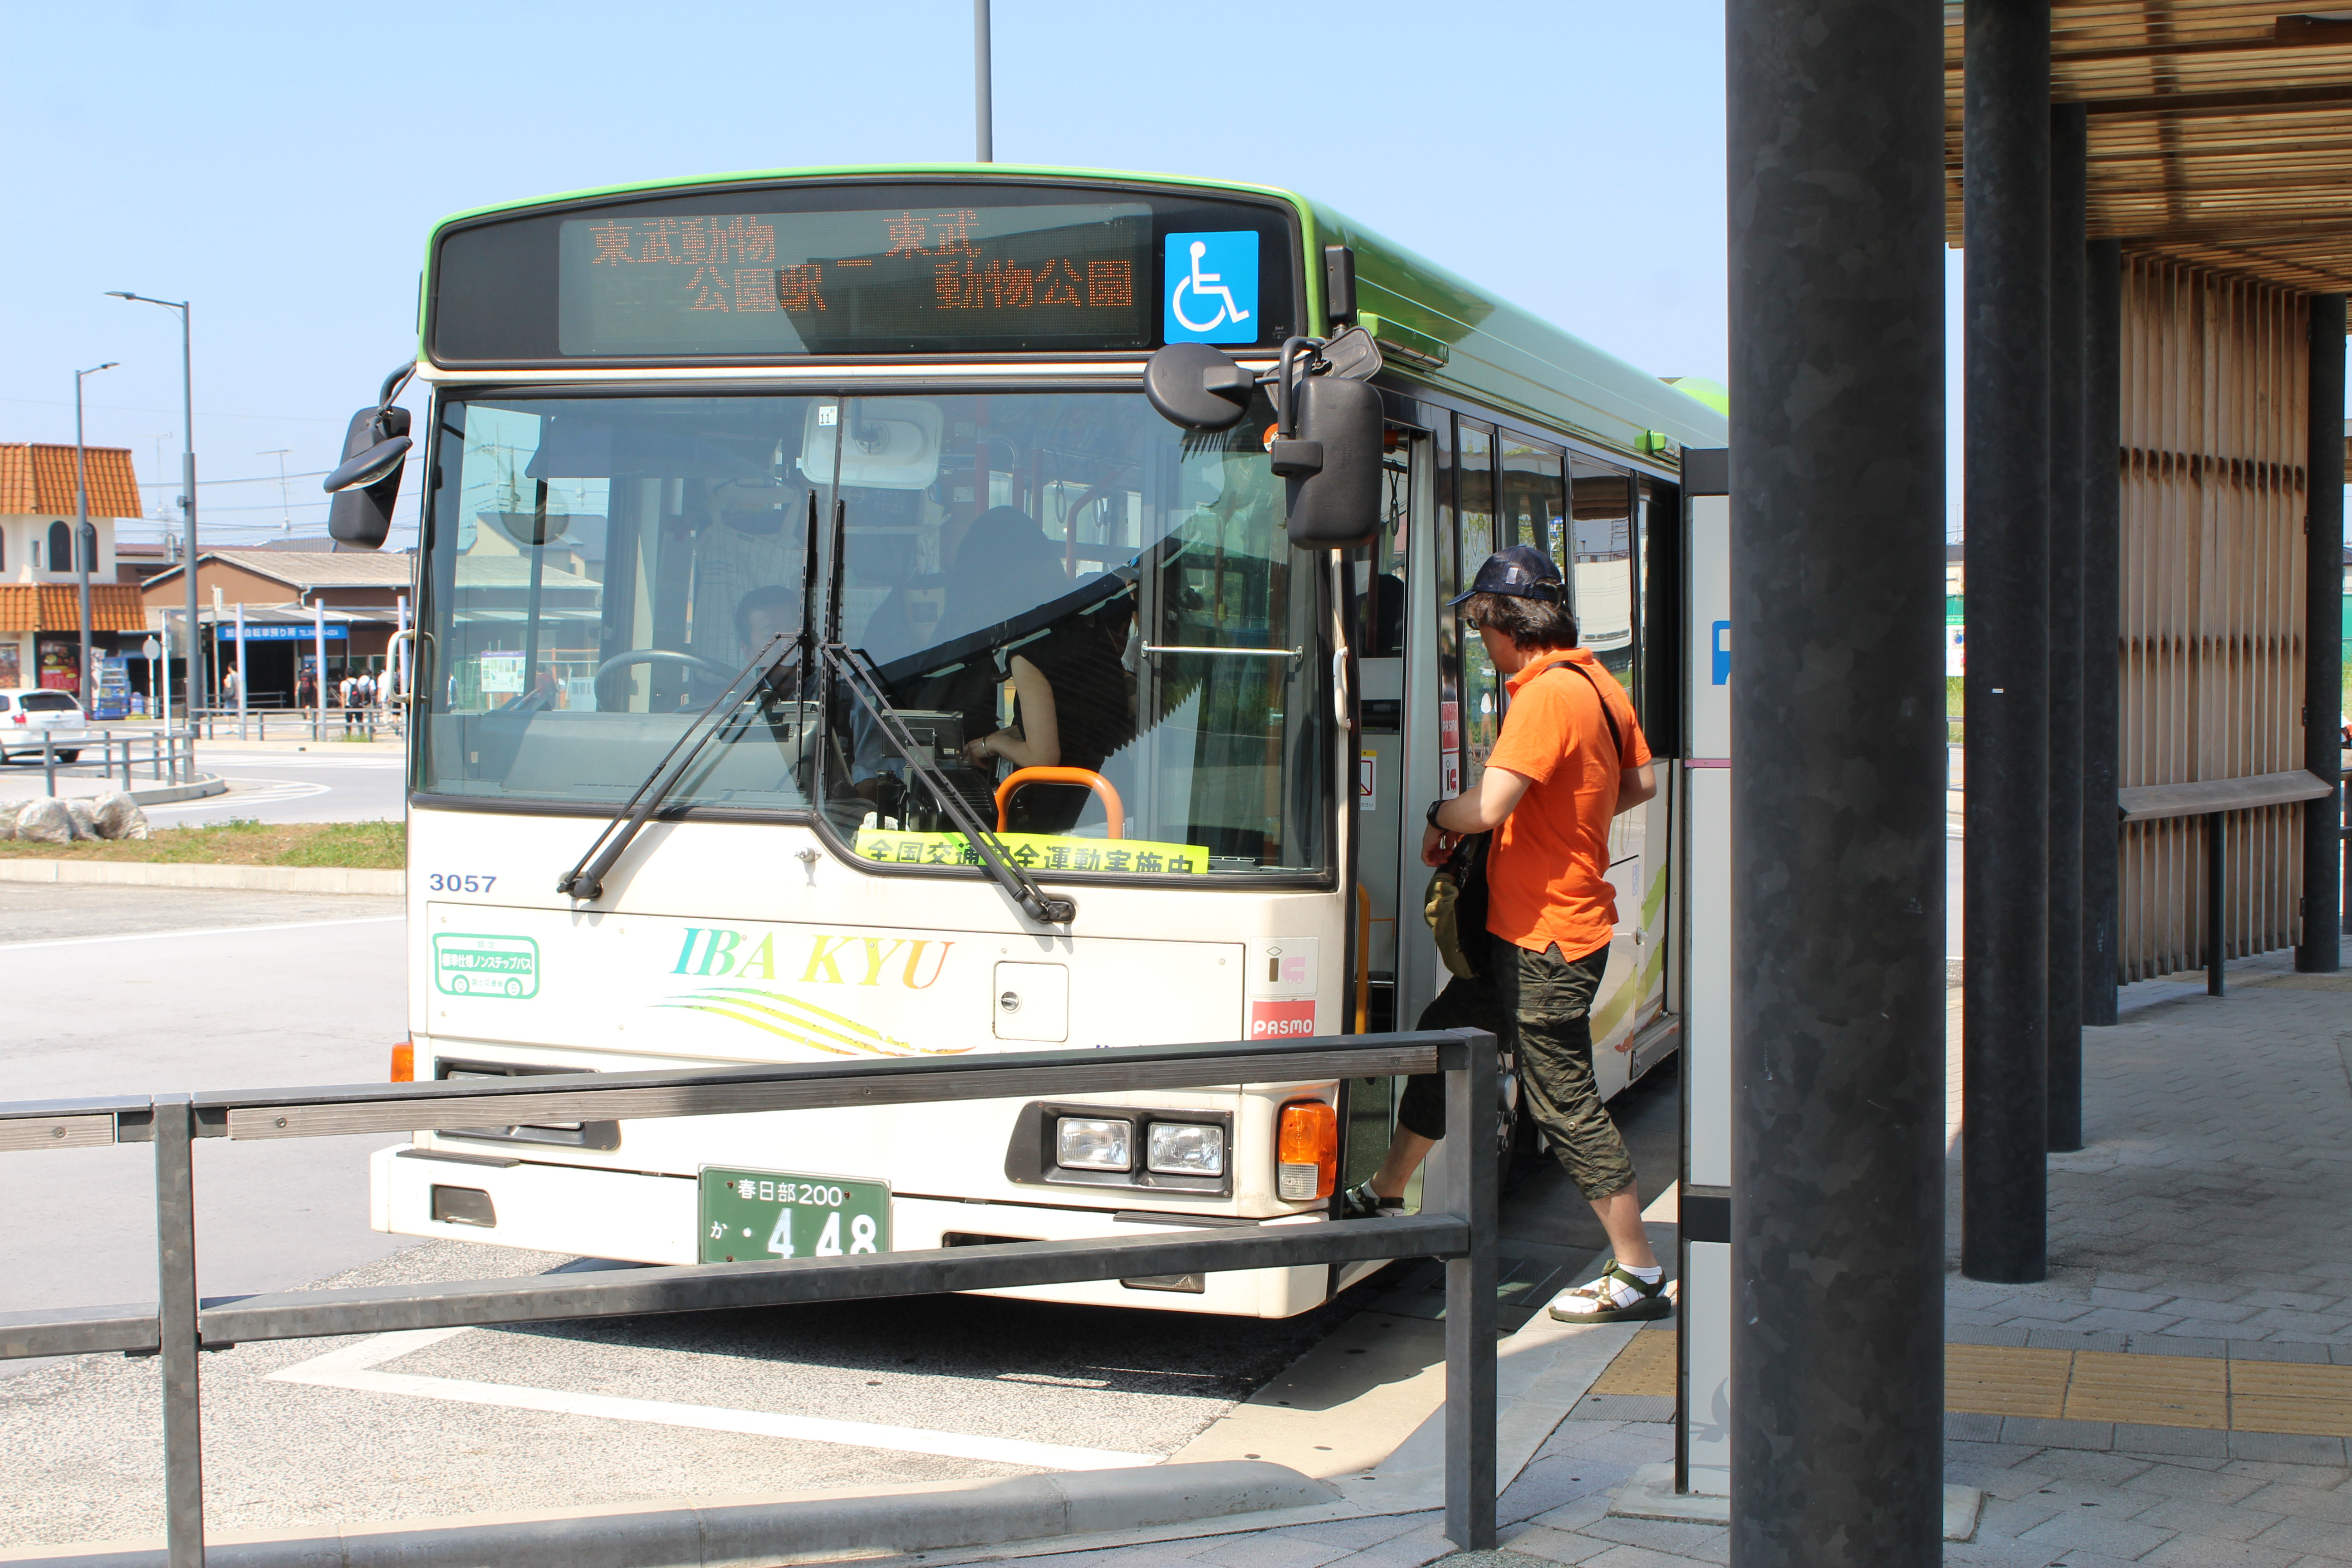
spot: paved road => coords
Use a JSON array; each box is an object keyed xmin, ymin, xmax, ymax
[
  {"xmin": 2, "ymin": 738, "xmax": 404, "ymax": 826},
  {"xmin": 0, "ymin": 885, "xmax": 1682, "ymax": 1553},
  {"xmin": 0, "ymin": 884, "xmax": 412, "ymax": 1364}
]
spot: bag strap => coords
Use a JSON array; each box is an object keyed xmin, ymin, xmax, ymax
[{"xmin": 1550, "ymin": 658, "xmax": 1630, "ymax": 768}]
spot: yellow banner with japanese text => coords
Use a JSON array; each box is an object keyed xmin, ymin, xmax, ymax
[{"xmin": 852, "ymin": 829, "xmax": 1210, "ymax": 876}]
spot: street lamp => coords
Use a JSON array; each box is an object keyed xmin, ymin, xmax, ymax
[
  {"xmin": 73, "ymin": 361, "xmax": 119, "ymax": 711},
  {"xmin": 107, "ymin": 291, "xmax": 201, "ymax": 725}
]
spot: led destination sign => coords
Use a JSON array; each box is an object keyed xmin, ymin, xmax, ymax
[
  {"xmin": 561, "ymin": 203, "xmax": 1152, "ymax": 356},
  {"xmin": 428, "ymin": 182, "xmax": 1297, "ymax": 363}
]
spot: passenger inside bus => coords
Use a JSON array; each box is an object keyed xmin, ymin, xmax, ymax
[
  {"xmin": 945, "ymin": 507, "xmax": 1132, "ymax": 834},
  {"xmin": 734, "ymin": 584, "xmax": 803, "ymax": 652}
]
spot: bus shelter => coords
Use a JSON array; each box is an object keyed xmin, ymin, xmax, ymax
[{"xmin": 1710, "ymin": 3, "xmax": 2352, "ymax": 1562}]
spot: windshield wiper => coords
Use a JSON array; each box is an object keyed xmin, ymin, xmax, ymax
[
  {"xmin": 826, "ymin": 643, "xmax": 1075, "ymax": 926},
  {"xmin": 556, "ymin": 633, "xmax": 802, "ymax": 902},
  {"xmin": 811, "ymin": 496, "xmax": 1073, "ymax": 926}
]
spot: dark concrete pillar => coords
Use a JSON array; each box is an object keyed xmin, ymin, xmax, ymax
[
  {"xmin": 1725, "ymin": 0, "xmax": 1948, "ymax": 1561},
  {"xmin": 1962, "ymin": 0, "xmax": 2053, "ymax": 1284},
  {"xmin": 2300, "ymin": 295, "xmax": 2345, "ymax": 972},
  {"xmin": 2046, "ymin": 103, "xmax": 2087, "ymax": 1152},
  {"xmin": 2082, "ymin": 240, "xmax": 2124, "ymax": 1023}
]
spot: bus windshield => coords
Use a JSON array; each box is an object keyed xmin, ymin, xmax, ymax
[{"xmin": 417, "ymin": 391, "xmax": 1331, "ymax": 878}]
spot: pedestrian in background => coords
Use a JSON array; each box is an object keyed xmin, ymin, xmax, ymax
[{"xmin": 1343, "ymin": 544, "xmax": 1669, "ymax": 1324}]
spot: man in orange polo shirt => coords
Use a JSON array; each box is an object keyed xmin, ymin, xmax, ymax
[{"xmin": 1344, "ymin": 545, "xmax": 1667, "ymax": 1324}]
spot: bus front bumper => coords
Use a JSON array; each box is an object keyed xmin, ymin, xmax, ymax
[{"xmin": 372, "ymin": 1144, "xmax": 1349, "ymax": 1318}]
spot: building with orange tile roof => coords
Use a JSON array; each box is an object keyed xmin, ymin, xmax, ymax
[{"xmin": 0, "ymin": 444, "xmax": 147, "ymax": 695}]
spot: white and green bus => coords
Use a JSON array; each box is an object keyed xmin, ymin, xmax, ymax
[{"xmin": 328, "ymin": 164, "xmax": 1728, "ymax": 1318}]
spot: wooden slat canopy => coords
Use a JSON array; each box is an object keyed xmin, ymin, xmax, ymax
[{"xmin": 1945, "ymin": 2, "xmax": 2352, "ymax": 293}]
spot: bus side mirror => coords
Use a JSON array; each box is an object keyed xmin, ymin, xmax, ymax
[
  {"xmin": 1142, "ymin": 343, "xmax": 1254, "ymax": 432},
  {"xmin": 1282, "ymin": 374, "xmax": 1382, "ymax": 551},
  {"xmin": 325, "ymin": 363, "xmax": 417, "ymax": 550}
]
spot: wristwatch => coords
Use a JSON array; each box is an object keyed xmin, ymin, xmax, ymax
[{"xmin": 1425, "ymin": 799, "xmax": 1447, "ymax": 830}]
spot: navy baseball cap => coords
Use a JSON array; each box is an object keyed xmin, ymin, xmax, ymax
[{"xmin": 1448, "ymin": 543, "xmax": 1564, "ymax": 607}]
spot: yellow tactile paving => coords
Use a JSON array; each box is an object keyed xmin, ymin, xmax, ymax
[
  {"xmin": 1588, "ymin": 1328, "xmax": 1677, "ymax": 1397},
  {"xmin": 1585, "ymin": 1333, "xmax": 2352, "ymax": 1436},
  {"xmin": 2061, "ymin": 1349, "xmax": 2229, "ymax": 1428},
  {"xmin": 1946, "ymin": 1343, "xmax": 2073, "ymax": 1417},
  {"xmin": 2229, "ymin": 1358, "xmax": 2352, "ymax": 1437}
]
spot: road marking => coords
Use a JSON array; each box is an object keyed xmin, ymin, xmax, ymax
[
  {"xmin": 270, "ymin": 1328, "xmax": 1160, "ymax": 1470},
  {"xmin": 143, "ymin": 780, "xmax": 336, "ymax": 814},
  {"xmin": 0, "ymin": 916, "xmax": 404, "ymax": 953}
]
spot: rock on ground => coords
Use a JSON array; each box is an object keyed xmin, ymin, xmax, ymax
[
  {"xmin": 89, "ymin": 791, "xmax": 149, "ymax": 840},
  {"xmin": 14, "ymin": 798, "xmax": 72, "ymax": 844}
]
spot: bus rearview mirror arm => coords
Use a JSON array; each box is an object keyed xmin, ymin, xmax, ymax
[{"xmin": 1140, "ymin": 336, "xmax": 1386, "ymax": 553}]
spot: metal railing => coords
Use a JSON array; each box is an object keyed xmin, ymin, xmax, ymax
[
  {"xmin": 22, "ymin": 728, "xmax": 201, "ymax": 798},
  {"xmin": 0, "ymin": 1029, "xmax": 1502, "ymax": 1568},
  {"xmin": 190, "ymin": 707, "xmax": 404, "ymax": 743}
]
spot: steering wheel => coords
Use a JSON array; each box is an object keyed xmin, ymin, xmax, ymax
[{"xmin": 593, "ymin": 649, "xmax": 734, "ymax": 683}]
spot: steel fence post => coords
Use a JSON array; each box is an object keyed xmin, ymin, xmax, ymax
[
  {"xmin": 44, "ymin": 733, "xmax": 56, "ymax": 797},
  {"xmin": 154, "ymin": 1093, "xmax": 206, "ymax": 1568},
  {"xmin": 1441, "ymin": 1026, "xmax": 1498, "ymax": 1550},
  {"xmin": 2207, "ymin": 813, "xmax": 2226, "ymax": 997}
]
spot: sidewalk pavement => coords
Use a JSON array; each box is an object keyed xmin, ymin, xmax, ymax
[{"xmin": 920, "ymin": 950, "xmax": 2352, "ymax": 1568}]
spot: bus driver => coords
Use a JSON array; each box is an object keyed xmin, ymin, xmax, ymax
[{"xmin": 1347, "ymin": 544, "xmax": 1668, "ymax": 1325}]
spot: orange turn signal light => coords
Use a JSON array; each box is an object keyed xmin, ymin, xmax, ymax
[
  {"xmin": 1275, "ymin": 1099, "xmax": 1338, "ymax": 1201},
  {"xmin": 391, "ymin": 1041, "xmax": 415, "ymax": 1083}
]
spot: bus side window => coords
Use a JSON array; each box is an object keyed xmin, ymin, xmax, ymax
[{"xmin": 1569, "ymin": 459, "xmax": 1638, "ymax": 702}]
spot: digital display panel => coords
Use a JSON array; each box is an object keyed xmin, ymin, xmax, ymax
[
  {"xmin": 428, "ymin": 181, "xmax": 1298, "ymax": 363},
  {"xmin": 560, "ymin": 201, "xmax": 1154, "ymax": 356}
]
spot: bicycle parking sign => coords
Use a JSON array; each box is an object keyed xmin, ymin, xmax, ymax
[{"xmin": 1163, "ymin": 231, "xmax": 1258, "ymax": 344}]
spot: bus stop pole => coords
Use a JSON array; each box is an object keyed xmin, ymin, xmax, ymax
[
  {"xmin": 1962, "ymin": 0, "xmax": 2054, "ymax": 1284},
  {"xmin": 1725, "ymin": 1, "xmax": 1948, "ymax": 1561},
  {"xmin": 2299, "ymin": 294, "xmax": 2346, "ymax": 972},
  {"xmin": 2082, "ymin": 240, "xmax": 2124, "ymax": 1022},
  {"xmin": 2046, "ymin": 103, "xmax": 2088, "ymax": 1152}
]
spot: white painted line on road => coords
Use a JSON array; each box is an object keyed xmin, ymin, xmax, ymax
[
  {"xmin": 0, "ymin": 916, "xmax": 403, "ymax": 953},
  {"xmin": 268, "ymin": 1328, "xmax": 1160, "ymax": 1471}
]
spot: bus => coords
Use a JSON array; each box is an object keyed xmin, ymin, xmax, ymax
[{"xmin": 328, "ymin": 164, "xmax": 1729, "ymax": 1318}]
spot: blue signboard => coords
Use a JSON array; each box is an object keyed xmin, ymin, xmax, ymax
[
  {"xmin": 215, "ymin": 622, "xmax": 348, "ymax": 641},
  {"xmin": 1162, "ymin": 231, "xmax": 1258, "ymax": 344}
]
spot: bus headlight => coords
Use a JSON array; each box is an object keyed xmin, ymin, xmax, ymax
[
  {"xmin": 1147, "ymin": 1122, "xmax": 1226, "ymax": 1176},
  {"xmin": 1056, "ymin": 1117, "xmax": 1133, "ymax": 1171}
]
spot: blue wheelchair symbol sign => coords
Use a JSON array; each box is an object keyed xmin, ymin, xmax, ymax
[{"xmin": 1164, "ymin": 231, "xmax": 1258, "ymax": 344}]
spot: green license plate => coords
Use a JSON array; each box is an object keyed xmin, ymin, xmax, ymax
[{"xmin": 698, "ymin": 1166, "xmax": 891, "ymax": 1264}]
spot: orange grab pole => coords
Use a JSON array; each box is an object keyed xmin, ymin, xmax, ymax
[{"xmin": 994, "ymin": 768, "xmax": 1125, "ymax": 838}]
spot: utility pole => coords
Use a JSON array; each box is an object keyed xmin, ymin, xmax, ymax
[
  {"xmin": 974, "ymin": 0, "xmax": 993, "ymax": 162},
  {"xmin": 107, "ymin": 291, "xmax": 202, "ymax": 728},
  {"xmin": 262, "ymin": 450, "xmax": 294, "ymax": 534},
  {"xmin": 74, "ymin": 362, "xmax": 120, "ymax": 711}
]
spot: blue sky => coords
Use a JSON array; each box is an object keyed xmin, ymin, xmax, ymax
[{"xmin": 1, "ymin": 0, "xmax": 1965, "ymax": 547}]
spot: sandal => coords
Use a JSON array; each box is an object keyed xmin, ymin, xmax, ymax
[
  {"xmin": 1547, "ymin": 1260, "xmax": 1673, "ymax": 1323},
  {"xmin": 1341, "ymin": 1181, "xmax": 1406, "ymax": 1219}
]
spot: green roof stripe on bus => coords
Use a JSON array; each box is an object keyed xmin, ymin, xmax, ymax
[{"xmin": 422, "ymin": 163, "xmax": 1730, "ymax": 470}]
